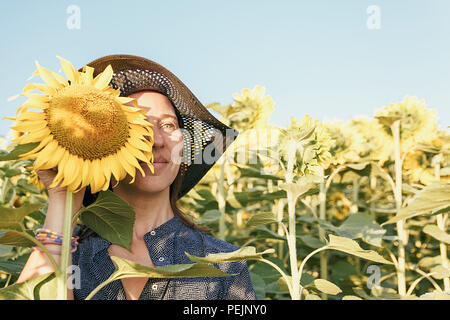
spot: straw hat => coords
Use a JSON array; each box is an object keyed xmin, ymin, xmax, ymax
[{"xmin": 81, "ymin": 54, "xmax": 238, "ymax": 199}]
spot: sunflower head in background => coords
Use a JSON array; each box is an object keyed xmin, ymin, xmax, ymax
[{"xmin": 5, "ymin": 56, "xmax": 155, "ymax": 193}]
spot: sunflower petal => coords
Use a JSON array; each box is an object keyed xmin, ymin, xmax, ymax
[
  {"xmin": 117, "ymin": 97, "xmax": 136, "ymax": 105},
  {"xmin": 91, "ymin": 158, "xmax": 107, "ymax": 193},
  {"xmin": 20, "ymin": 134, "xmax": 53, "ymax": 158},
  {"xmin": 34, "ymin": 61, "xmax": 63, "ymax": 89},
  {"xmin": 16, "ymin": 127, "xmax": 51, "ymax": 144},
  {"xmin": 117, "ymin": 149, "xmax": 136, "ymax": 183},
  {"xmin": 100, "ymin": 157, "xmax": 113, "ymax": 191},
  {"xmin": 79, "ymin": 160, "xmax": 92, "ymax": 190},
  {"xmin": 48, "ymin": 150, "xmax": 70, "ymax": 189},
  {"xmin": 81, "ymin": 65, "xmax": 95, "ymax": 85},
  {"xmin": 124, "ymin": 142, "xmax": 150, "ymax": 163},
  {"xmin": 93, "ymin": 64, "xmax": 114, "ymax": 90},
  {"xmin": 59, "ymin": 154, "xmax": 81, "ymax": 188},
  {"xmin": 57, "ymin": 56, "xmax": 79, "ymax": 84},
  {"xmin": 120, "ymin": 147, "xmax": 145, "ymax": 177},
  {"xmin": 34, "ymin": 140, "xmax": 59, "ymax": 169}
]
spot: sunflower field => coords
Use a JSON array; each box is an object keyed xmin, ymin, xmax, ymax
[{"xmin": 0, "ymin": 84, "xmax": 449, "ymax": 300}]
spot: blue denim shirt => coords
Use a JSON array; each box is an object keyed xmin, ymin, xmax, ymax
[{"xmin": 72, "ymin": 216, "xmax": 256, "ymax": 300}]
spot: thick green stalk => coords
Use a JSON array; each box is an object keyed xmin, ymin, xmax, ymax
[
  {"xmin": 285, "ymin": 140, "xmax": 300, "ymax": 300},
  {"xmin": 318, "ymin": 180, "xmax": 328, "ymax": 300},
  {"xmin": 286, "ymin": 191, "xmax": 300, "ymax": 300},
  {"xmin": 217, "ymin": 158, "xmax": 227, "ymax": 241},
  {"xmin": 392, "ymin": 120, "xmax": 407, "ymax": 296},
  {"xmin": 58, "ymin": 190, "xmax": 74, "ymax": 300},
  {"xmin": 434, "ymin": 162, "xmax": 450, "ymax": 291},
  {"xmin": 276, "ymin": 197, "xmax": 285, "ymax": 258},
  {"xmin": 352, "ymin": 179, "xmax": 361, "ymax": 275},
  {"xmin": 0, "ymin": 177, "xmax": 9, "ymax": 204}
]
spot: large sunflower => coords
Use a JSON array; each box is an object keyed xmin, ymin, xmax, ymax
[{"xmin": 5, "ymin": 56, "xmax": 154, "ymax": 193}]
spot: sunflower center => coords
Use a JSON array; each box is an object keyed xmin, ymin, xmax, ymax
[{"xmin": 46, "ymin": 84, "xmax": 129, "ymax": 160}]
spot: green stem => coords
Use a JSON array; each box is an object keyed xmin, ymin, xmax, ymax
[
  {"xmin": 297, "ymin": 246, "xmax": 329, "ymax": 300},
  {"xmin": 285, "ymin": 140, "xmax": 300, "ymax": 300},
  {"xmin": 352, "ymin": 179, "xmax": 361, "ymax": 276},
  {"xmin": 318, "ymin": 180, "xmax": 328, "ymax": 300},
  {"xmin": 260, "ymin": 258, "xmax": 293, "ymax": 298},
  {"xmin": 1, "ymin": 177, "xmax": 9, "ymax": 204},
  {"xmin": 58, "ymin": 190, "xmax": 73, "ymax": 300},
  {"xmin": 434, "ymin": 162, "xmax": 450, "ymax": 292},
  {"xmin": 217, "ymin": 157, "xmax": 227, "ymax": 241},
  {"xmin": 406, "ymin": 263, "xmax": 443, "ymax": 293},
  {"xmin": 85, "ymin": 277, "xmax": 116, "ymax": 300},
  {"xmin": 286, "ymin": 191, "xmax": 300, "ymax": 300},
  {"xmin": 392, "ymin": 120, "xmax": 407, "ymax": 296},
  {"xmin": 406, "ymin": 272, "xmax": 435, "ymax": 296}
]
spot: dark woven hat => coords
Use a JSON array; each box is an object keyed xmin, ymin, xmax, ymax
[{"xmin": 80, "ymin": 54, "xmax": 238, "ymax": 200}]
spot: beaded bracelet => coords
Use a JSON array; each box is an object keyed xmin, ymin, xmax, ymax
[{"xmin": 35, "ymin": 228, "xmax": 79, "ymax": 252}]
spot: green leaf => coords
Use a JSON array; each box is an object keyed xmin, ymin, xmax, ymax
[
  {"xmin": 327, "ymin": 235, "xmax": 393, "ymax": 264},
  {"xmin": 0, "ymin": 143, "xmax": 40, "ymax": 161},
  {"xmin": 236, "ymin": 163, "xmax": 282, "ymax": 181},
  {"xmin": 0, "ymin": 272, "xmax": 55, "ymax": 300},
  {"xmin": 276, "ymin": 275, "xmax": 291, "ymax": 291},
  {"xmin": 419, "ymin": 291, "xmax": 450, "ymax": 300},
  {"xmin": 342, "ymin": 295, "xmax": 363, "ymax": 300},
  {"xmin": 186, "ymin": 246, "xmax": 275, "ymax": 263},
  {"xmin": 16, "ymin": 178, "xmax": 41, "ymax": 194},
  {"xmin": 0, "ymin": 259, "xmax": 25, "ymax": 274},
  {"xmin": 335, "ymin": 213, "xmax": 387, "ymax": 247},
  {"xmin": 0, "ymin": 230, "xmax": 35, "ymax": 247},
  {"xmin": 383, "ymin": 182, "xmax": 450, "ymax": 225},
  {"xmin": 110, "ymin": 255, "xmax": 233, "ymax": 279},
  {"xmin": 430, "ymin": 265, "xmax": 450, "ymax": 280},
  {"xmin": 342, "ymin": 162, "xmax": 372, "ymax": 177},
  {"xmin": 299, "ymin": 272, "xmax": 315, "ymax": 286},
  {"xmin": 246, "ymin": 212, "xmax": 279, "ymax": 227},
  {"xmin": 299, "ymin": 235, "xmax": 323, "ymax": 249},
  {"xmin": 249, "ymin": 272, "xmax": 266, "ymax": 300},
  {"xmin": 311, "ymin": 279, "xmax": 342, "ymax": 295},
  {"xmin": 423, "ymin": 225, "xmax": 450, "ymax": 245},
  {"xmin": 253, "ymin": 226, "xmax": 286, "ymax": 241},
  {"xmin": 78, "ymin": 190, "xmax": 135, "ymax": 252},
  {"xmin": 305, "ymin": 294, "xmax": 322, "ymax": 300},
  {"xmin": 198, "ymin": 209, "xmax": 222, "ymax": 224},
  {"xmin": 279, "ymin": 174, "xmax": 321, "ymax": 201},
  {"xmin": 2, "ymin": 167, "xmax": 22, "ymax": 178},
  {"xmin": 0, "ymin": 202, "xmax": 45, "ymax": 232},
  {"xmin": 250, "ymin": 258, "xmax": 288, "ymax": 284},
  {"xmin": 375, "ymin": 115, "xmax": 402, "ymax": 128},
  {"xmin": 87, "ymin": 255, "xmax": 235, "ymax": 299}
]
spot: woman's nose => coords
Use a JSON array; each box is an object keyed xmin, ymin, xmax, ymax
[{"xmin": 151, "ymin": 127, "xmax": 164, "ymax": 148}]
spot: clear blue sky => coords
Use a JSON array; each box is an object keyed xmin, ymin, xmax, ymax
[{"xmin": 1, "ymin": 0, "xmax": 449, "ymax": 140}]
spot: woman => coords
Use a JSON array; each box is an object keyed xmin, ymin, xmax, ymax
[{"xmin": 17, "ymin": 54, "xmax": 256, "ymax": 300}]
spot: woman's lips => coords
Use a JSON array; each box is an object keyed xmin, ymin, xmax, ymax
[
  {"xmin": 152, "ymin": 162, "xmax": 168, "ymax": 170},
  {"xmin": 139, "ymin": 161, "xmax": 168, "ymax": 171}
]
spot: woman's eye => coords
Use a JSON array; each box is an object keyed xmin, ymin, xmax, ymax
[{"xmin": 162, "ymin": 123, "xmax": 175, "ymax": 129}]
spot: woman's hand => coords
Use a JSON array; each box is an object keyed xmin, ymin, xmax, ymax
[{"xmin": 35, "ymin": 166, "xmax": 86, "ymax": 208}]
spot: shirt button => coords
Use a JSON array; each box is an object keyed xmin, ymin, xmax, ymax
[
  {"xmin": 150, "ymin": 231, "xmax": 156, "ymax": 236},
  {"xmin": 152, "ymin": 284, "xmax": 158, "ymax": 291},
  {"xmin": 158, "ymin": 257, "xmax": 164, "ymax": 262}
]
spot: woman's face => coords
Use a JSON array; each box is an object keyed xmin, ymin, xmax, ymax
[{"xmin": 114, "ymin": 91, "xmax": 183, "ymax": 193}]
